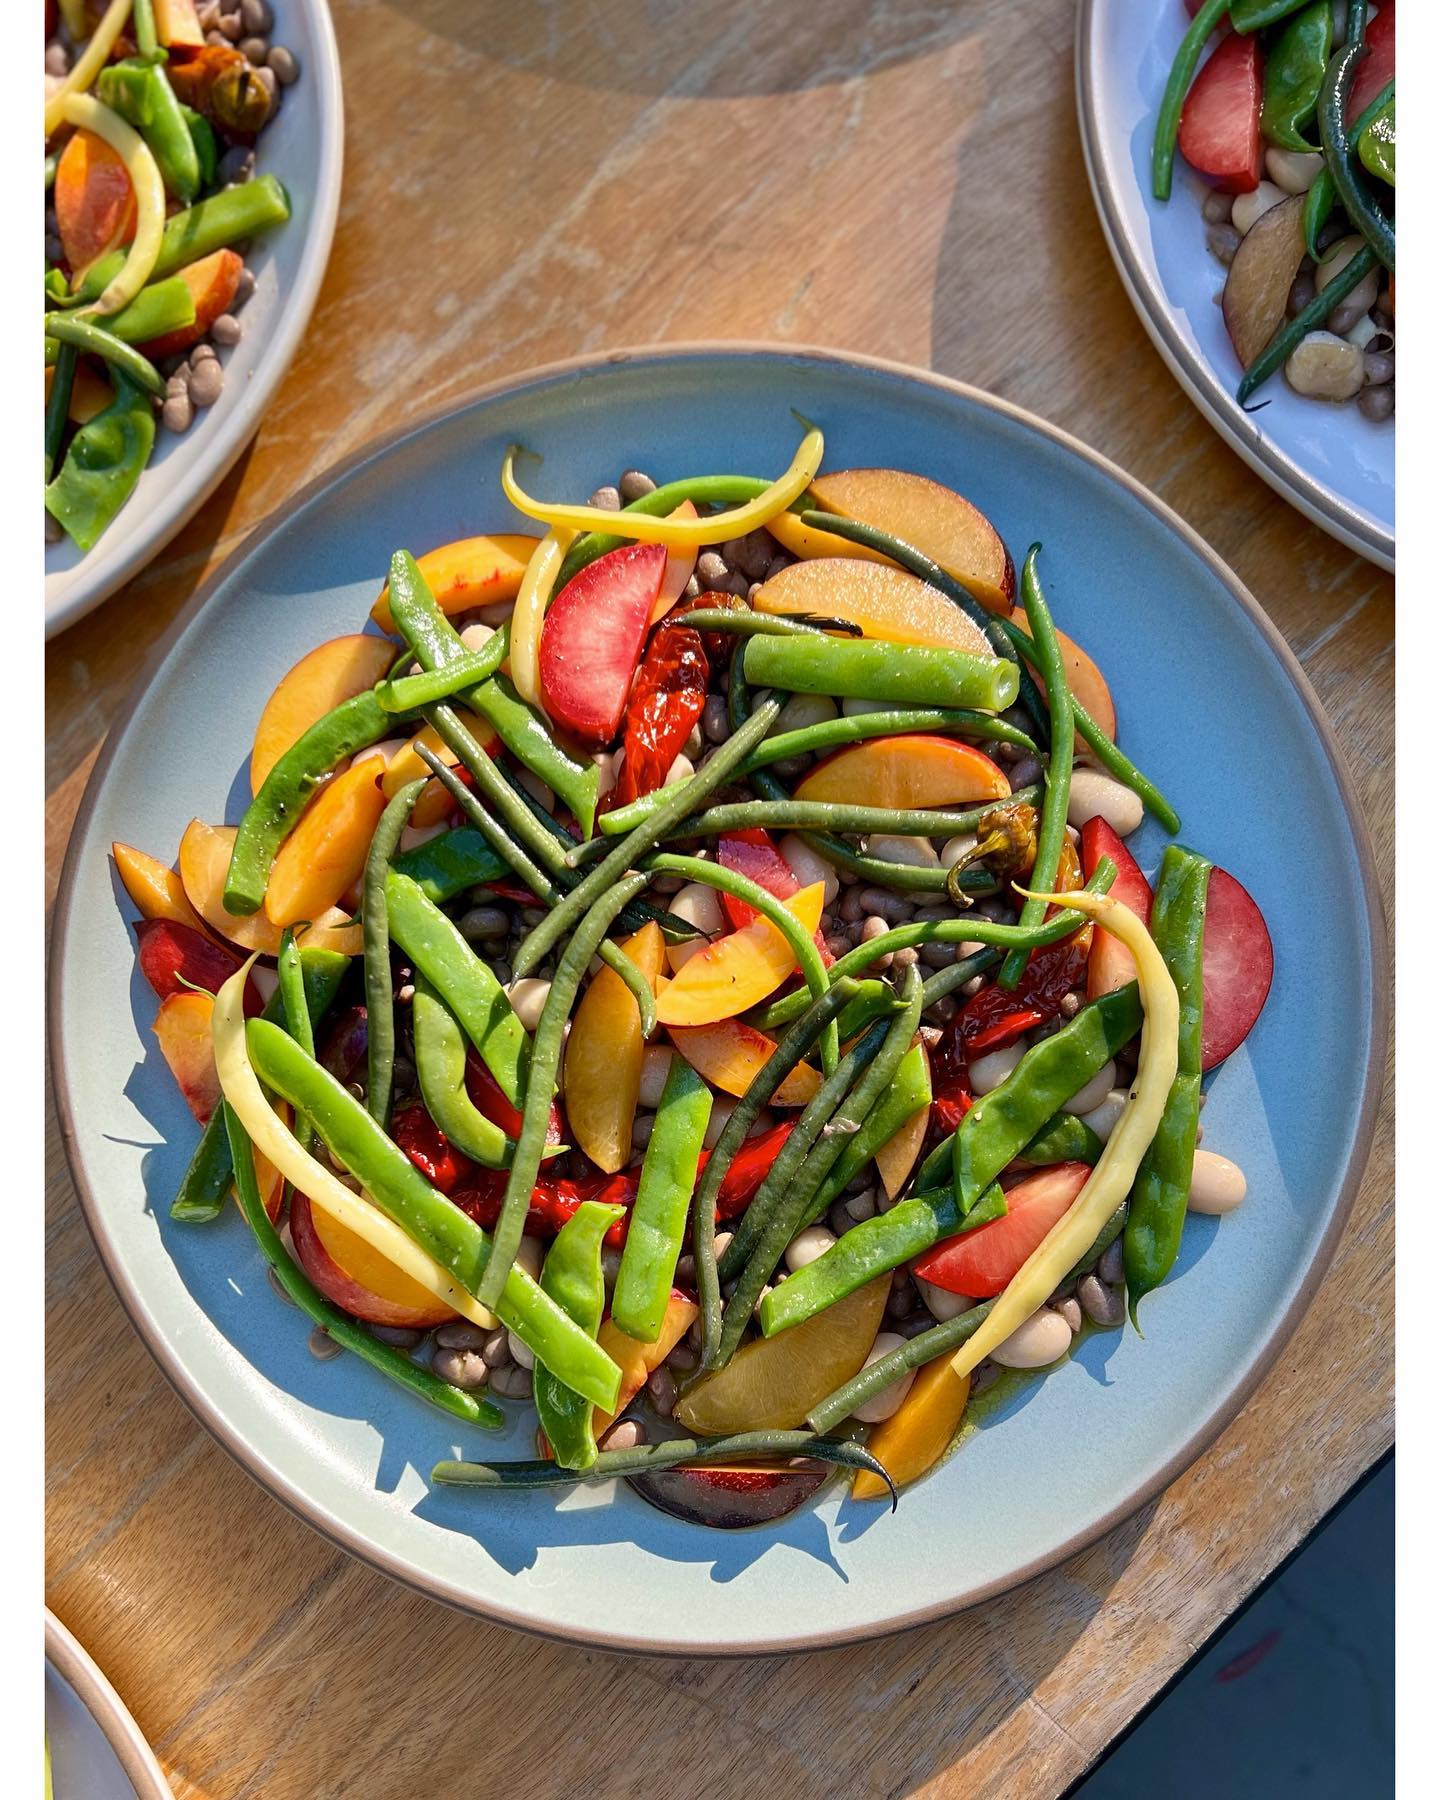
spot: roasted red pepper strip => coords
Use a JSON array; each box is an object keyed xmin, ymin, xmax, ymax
[
  {"xmin": 465, "ymin": 1049, "xmax": 565, "ymax": 1147},
  {"xmin": 611, "ymin": 622, "xmax": 708, "ymax": 807},
  {"xmin": 958, "ymin": 935, "xmax": 1091, "ymax": 1057},
  {"xmin": 928, "ymin": 1021, "xmax": 974, "ymax": 1136},
  {"xmin": 392, "ymin": 1103, "xmax": 476, "ymax": 1194}
]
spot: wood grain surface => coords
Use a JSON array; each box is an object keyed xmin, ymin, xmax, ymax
[{"xmin": 44, "ymin": 3, "xmax": 1394, "ymax": 1795}]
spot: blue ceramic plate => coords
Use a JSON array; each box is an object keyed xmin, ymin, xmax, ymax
[
  {"xmin": 51, "ymin": 347, "xmax": 1384, "ymax": 1654},
  {"xmin": 1076, "ymin": 0, "xmax": 1395, "ymax": 569}
]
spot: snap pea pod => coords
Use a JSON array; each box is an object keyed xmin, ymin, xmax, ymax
[
  {"xmin": 953, "ymin": 983, "xmax": 1142, "ymax": 1208},
  {"xmin": 68, "ymin": 175, "xmax": 291, "ymax": 304},
  {"xmin": 388, "ymin": 550, "xmax": 600, "ymax": 836},
  {"xmin": 717, "ymin": 970, "xmax": 924, "ymax": 1368},
  {"xmin": 76, "ymin": 273, "xmax": 195, "ymax": 346},
  {"xmin": 1152, "ymin": 0, "xmax": 1232, "ymax": 201},
  {"xmin": 390, "ymin": 825, "xmax": 508, "ymax": 902},
  {"xmin": 554, "ymin": 475, "xmax": 773, "ymax": 590},
  {"xmin": 275, "ymin": 928, "xmax": 316, "ymax": 1154},
  {"xmin": 1018, "ymin": 1109, "xmax": 1104, "ymax": 1167},
  {"xmin": 44, "ymin": 342, "xmax": 77, "ymax": 484},
  {"xmin": 533, "ymin": 1200, "xmax": 625, "ymax": 1470},
  {"xmin": 1260, "ymin": 1, "xmax": 1332, "ymax": 152},
  {"xmin": 376, "ymin": 632, "xmax": 510, "ymax": 712},
  {"xmin": 744, "ymin": 632, "xmax": 1019, "ymax": 715},
  {"xmin": 1304, "ymin": 78, "xmax": 1394, "ymax": 255},
  {"xmin": 510, "ymin": 696, "xmax": 782, "ymax": 980},
  {"xmin": 133, "ymin": 0, "xmax": 159, "ymax": 59},
  {"xmin": 690, "ymin": 979, "xmax": 869, "ymax": 1369},
  {"xmin": 806, "ymin": 1202, "xmax": 1128, "ymax": 1433},
  {"xmin": 433, "ymin": 1429, "xmax": 895, "ymax": 1501},
  {"xmin": 222, "ymin": 1104, "xmax": 504, "ymax": 1430},
  {"xmin": 482, "ymin": 873, "xmax": 650, "ymax": 1309},
  {"xmin": 611, "ymin": 1059, "xmax": 713, "ymax": 1343},
  {"xmin": 411, "ymin": 980, "xmax": 530, "ymax": 1168},
  {"xmin": 224, "ymin": 689, "xmax": 402, "ymax": 914},
  {"xmin": 1317, "ymin": 38, "xmax": 1395, "ymax": 273},
  {"xmin": 170, "ymin": 949, "xmax": 350, "ymax": 1222},
  {"xmin": 1358, "ymin": 95, "xmax": 1395, "ymax": 186},
  {"xmin": 1236, "ymin": 240, "xmax": 1378, "ymax": 404},
  {"xmin": 594, "ymin": 707, "xmax": 1038, "ymax": 837},
  {"xmin": 43, "ymin": 312, "xmax": 165, "ymax": 396},
  {"xmin": 1000, "ymin": 546, "xmax": 1072, "ymax": 990},
  {"xmin": 795, "ymin": 1041, "xmax": 932, "ymax": 1231},
  {"xmin": 362, "ymin": 778, "xmax": 424, "ymax": 1127},
  {"xmin": 44, "ymin": 372, "xmax": 155, "ymax": 552},
  {"xmin": 1123, "ymin": 846, "xmax": 1211, "ymax": 1324},
  {"xmin": 385, "ymin": 870, "xmax": 529, "ymax": 1109},
  {"xmin": 97, "ymin": 57, "xmax": 201, "ymax": 202},
  {"xmin": 245, "ymin": 1019, "xmax": 621, "ymax": 1408},
  {"xmin": 1230, "ymin": 0, "xmax": 1316, "ymax": 27}
]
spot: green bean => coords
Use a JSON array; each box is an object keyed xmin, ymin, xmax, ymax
[
  {"xmin": 554, "ymin": 475, "xmax": 773, "ymax": 590},
  {"xmin": 44, "ymin": 341, "xmax": 77, "ymax": 485},
  {"xmin": 1236, "ymin": 240, "xmax": 1378, "ymax": 405},
  {"xmin": 533, "ymin": 1200, "xmax": 626, "ymax": 1471},
  {"xmin": 510, "ymin": 696, "xmax": 783, "ymax": 979},
  {"xmin": 1124, "ymin": 847, "xmax": 1211, "ymax": 1324},
  {"xmin": 390, "ymin": 826, "xmax": 508, "ymax": 903},
  {"xmin": 481, "ymin": 873, "xmax": 650, "ymax": 1309},
  {"xmin": 717, "ymin": 970, "xmax": 923, "ymax": 1368},
  {"xmin": 1303, "ymin": 77, "xmax": 1393, "ymax": 257},
  {"xmin": 44, "ymin": 312, "xmax": 166, "ymax": 397},
  {"xmin": 134, "ymin": 0, "xmax": 159, "ymax": 60},
  {"xmin": 1019, "ymin": 1110, "xmax": 1104, "ymax": 1167},
  {"xmin": 611, "ymin": 1058, "xmax": 713, "ymax": 1342},
  {"xmin": 432, "ymin": 1429, "xmax": 895, "ymax": 1503},
  {"xmin": 69, "ymin": 176, "xmax": 292, "ymax": 304},
  {"xmin": 1000, "ymin": 547, "xmax": 1072, "ymax": 989},
  {"xmin": 1153, "ymin": 0, "xmax": 1232, "ymax": 201},
  {"xmin": 690, "ymin": 979, "xmax": 869, "ymax": 1368},
  {"xmin": 676, "ymin": 608, "xmax": 832, "ymax": 639},
  {"xmin": 744, "ymin": 632, "xmax": 1019, "ymax": 714},
  {"xmin": 1230, "ymin": 0, "xmax": 1318, "ymax": 28},
  {"xmin": 645, "ymin": 850, "xmax": 836, "ymax": 1071},
  {"xmin": 605, "ymin": 792, "xmax": 1039, "ymax": 851},
  {"xmin": 362, "ymin": 778, "xmax": 423, "ymax": 1127},
  {"xmin": 919, "ymin": 945, "xmax": 1004, "ymax": 1010},
  {"xmin": 1317, "ymin": 39, "xmax": 1394, "ymax": 273},
  {"xmin": 411, "ymin": 980, "xmax": 527, "ymax": 1168},
  {"xmin": 275, "ymin": 927, "xmax": 316, "ymax": 1155},
  {"xmin": 222, "ymin": 1104, "xmax": 504, "ymax": 1430},
  {"xmin": 796, "ymin": 1040, "xmax": 931, "ymax": 1233},
  {"xmin": 376, "ymin": 632, "xmax": 511, "ymax": 711}
]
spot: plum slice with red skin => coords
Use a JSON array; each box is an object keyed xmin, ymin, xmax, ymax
[
  {"xmin": 539, "ymin": 542, "xmax": 666, "ymax": 745},
  {"xmin": 627, "ymin": 1460, "xmax": 831, "ymax": 1528}
]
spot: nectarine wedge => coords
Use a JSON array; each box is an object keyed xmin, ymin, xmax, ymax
[
  {"xmin": 153, "ymin": 990, "xmax": 221, "ymax": 1124},
  {"xmin": 852, "ymin": 1357, "xmax": 971, "ymax": 1499},
  {"xmin": 752, "ymin": 559, "xmax": 992, "ymax": 657},
  {"xmin": 45, "ymin": 361, "xmax": 113, "ymax": 424},
  {"xmin": 54, "ymin": 129, "xmax": 135, "ymax": 277},
  {"xmin": 113, "ymin": 841, "xmax": 207, "ymax": 932},
  {"xmin": 565, "ymin": 923, "xmax": 666, "ymax": 1173},
  {"xmin": 370, "ymin": 535, "xmax": 539, "ymax": 633},
  {"xmin": 139, "ymin": 249, "xmax": 242, "ymax": 360},
  {"xmin": 250, "ymin": 634, "xmax": 398, "ymax": 795},
  {"xmin": 290, "ymin": 1190, "xmax": 456, "ymax": 1329},
  {"xmin": 650, "ymin": 501, "xmax": 700, "ymax": 623},
  {"xmin": 592, "ymin": 1291, "xmax": 698, "ymax": 1437},
  {"xmin": 264, "ymin": 761, "xmax": 388, "ymax": 927},
  {"xmin": 794, "ymin": 736, "xmax": 1009, "ymax": 809},
  {"xmin": 179, "ymin": 820, "xmax": 363, "ymax": 956},
  {"xmin": 154, "ymin": 0, "xmax": 206, "ymax": 47},
  {"xmin": 873, "ymin": 1041, "xmax": 929, "ymax": 1199},
  {"xmin": 655, "ymin": 884, "xmax": 825, "ymax": 1027},
  {"xmin": 667, "ymin": 1019, "xmax": 821, "ymax": 1107},
  {"xmin": 1007, "ymin": 610, "xmax": 1117, "ymax": 742},
  {"xmin": 379, "ymin": 709, "xmax": 498, "ymax": 803}
]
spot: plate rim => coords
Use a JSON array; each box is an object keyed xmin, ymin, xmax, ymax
[
  {"xmin": 1073, "ymin": 0, "xmax": 1395, "ymax": 573},
  {"xmin": 48, "ymin": 340, "xmax": 1389, "ymax": 1657},
  {"xmin": 46, "ymin": 1608, "xmax": 174, "ymax": 1799},
  {"xmin": 42, "ymin": 0, "xmax": 346, "ymax": 641}
]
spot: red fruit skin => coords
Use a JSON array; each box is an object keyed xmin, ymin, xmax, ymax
[
  {"xmin": 1080, "ymin": 818, "xmax": 1153, "ymax": 1001},
  {"xmin": 392, "ymin": 1105, "xmax": 476, "ymax": 1194},
  {"xmin": 1200, "ymin": 867, "xmax": 1273, "ymax": 1070},
  {"xmin": 1178, "ymin": 29, "xmax": 1263, "ymax": 192},
  {"xmin": 1347, "ymin": 1, "xmax": 1394, "ymax": 128},
  {"xmin": 134, "ymin": 917, "xmax": 258, "ymax": 1013},
  {"xmin": 716, "ymin": 829, "xmax": 834, "ymax": 965},
  {"xmin": 915, "ymin": 1163, "xmax": 1091, "ymax": 1298},
  {"xmin": 289, "ymin": 1191, "xmax": 450, "ymax": 1328},
  {"xmin": 538, "ymin": 542, "xmax": 666, "ymax": 745}
]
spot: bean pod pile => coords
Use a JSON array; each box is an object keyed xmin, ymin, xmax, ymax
[{"xmin": 115, "ymin": 424, "xmax": 1275, "ymax": 1528}]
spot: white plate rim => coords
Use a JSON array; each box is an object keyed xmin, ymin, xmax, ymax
[{"xmin": 45, "ymin": 1608, "xmax": 173, "ymax": 1799}]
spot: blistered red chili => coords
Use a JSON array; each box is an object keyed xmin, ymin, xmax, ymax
[{"xmin": 611, "ymin": 622, "xmax": 709, "ymax": 807}]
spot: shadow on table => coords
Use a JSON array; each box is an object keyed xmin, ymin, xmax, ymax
[{"xmin": 382, "ymin": 0, "xmax": 977, "ymax": 98}]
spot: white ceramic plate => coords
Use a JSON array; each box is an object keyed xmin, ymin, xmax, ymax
[
  {"xmin": 45, "ymin": 1611, "xmax": 172, "ymax": 1800},
  {"xmin": 1076, "ymin": 0, "xmax": 1394, "ymax": 568},
  {"xmin": 44, "ymin": 0, "xmax": 344, "ymax": 639}
]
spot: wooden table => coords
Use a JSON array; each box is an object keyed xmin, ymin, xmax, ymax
[{"xmin": 45, "ymin": 3, "xmax": 1393, "ymax": 1794}]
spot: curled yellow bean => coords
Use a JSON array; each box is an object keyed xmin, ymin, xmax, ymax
[
  {"xmin": 44, "ymin": 0, "xmax": 133, "ymax": 140},
  {"xmin": 509, "ymin": 526, "xmax": 576, "ymax": 709}
]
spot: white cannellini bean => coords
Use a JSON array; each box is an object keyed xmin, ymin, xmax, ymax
[
  {"xmin": 249, "ymin": 964, "xmax": 279, "ymax": 1004},
  {"xmin": 704, "ymin": 1097, "xmax": 737, "ymax": 1149},
  {"xmin": 399, "ymin": 821, "xmax": 447, "ymax": 853},
  {"xmin": 1345, "ymin": 313, "xmax": 1379, "ymax": 350},
  {"xmin": 663, "ymin": 752, "xmax": 694, "ymax": 787},
  {"xmin": 776, "ymin": 692, "xmax": 839, "ymax": 734},
  {"xmin": 638, "ymin": 1045, "xmax": 673, "ymax": 1108},
  {"xmin": 506, "ymin": 1330, "xmax": 535, "ymax": 1370},
  {"xmin": 867, "ymin": 834, "xmax": 939, "ymax": 869},
  {"xmin": 666, "ymin": 881, "xmax": 726, "ymax": 969},
  {"xmin": 514, "ymin": 1235, "xmax": 543, "ymax": 1280},
  {"xmin": 506, "ymin": 977, "xmax": 551, "ymax": 1032},
  {"xmin": 852, "ymin": 1332, "xmax": 918, "ymax": 1423},
  {"xmin": 1064, "ymin": 1060, "xmax": 1117, "ymax": 1117},
  {"xmin": 592, "ymin": 750, "xmax": 620, "ymax": 801},
  {"xmin": 940, "ymin": 833, "xmax": 978, "ymax": 870},
  {"xmin": 969, "ymin": 1037, "xmax": 1027, "ymax": 1096},
  {"xmin": 458, "ymin": 621, "xmax": 496, "ymax": 653},
  {"xmin": 991, "ymin": 1307, "xmax": 1073, "ymax": 1369},
  {"xmin": 1284, "ymin": 332, "xmax": 1365, "ymax": 401},
  {"xmin": 1187, "ymin": 1149, "xmax": 1247, "ymax": 1215},
  {"xmin": 1263, "ymin": 146, "xmax": 1323, "ymax": 194},
  {"xmin": 1080, "ymin": 1089, "xmax": 1129, "ymax": 1143},
  {"xmin": 1066, "ymin": 767, "xmax": 1144, "ymax": 837},
  {"xmin": 1231, "ymin": 180, "xmax": 1287, "ymax": 236},
  {"xmin": 915, "ymin": 1276, "xmax": 974, "ymax": 1322},
  {"xmin": 842, "ymin": 696, "xmax": 893, "ymax": 717},
  {"xmin": 779, "ymin": 832, "xmax": 840, "ymax": 903},
  {"xmin": 785, "ymin": 1226, "xmax": 836, "ymax": 1272}
]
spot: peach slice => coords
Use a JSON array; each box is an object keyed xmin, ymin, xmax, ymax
[
  {"xmin": 650, "ymin": 501, "xmax": 701, "ymax": 623},
  {"xmin": 138, "ymin": 249, "xmax": 242, "ymax": 361},
  {"xmin": 290, "ymin": 1191, "xmax": 455, "ymax": 1329},
  {"xmin": 264, "ymin": 762, "xmax": 388, "ymax": 928},
  {"xmin": 752, "ymin": 559, "xmax": 992, "ymax": 658},
  {"xmin": 250, "ymin": 634, "xmax": 398, "ymax": 795},
  {"xmin": 379, "ymin": 709, "xmax": 498, "ymax": 803},
  {"xmin": 112, "ymin": 841, "xmax": 207, "ymax": 932},
  {"xmin": 592, "ymin": 1291, "xmax": 698, "ymax": 1437},
  {"xmin": 765, "ymin": 508, "xmax": 895, "ymax": 568},
  {"xmin": 154, "ymin": 0, "xmax": 206, "ymax": 47},
  {"xmin": 852, "ymin": 1357, "xmax": 972, "ymax": 1499},
  {"xmin": 667, "ymin": 1019, "xmax": 822, "ymax": 1107},
  {"xmin": 564, "ymin": 923, "xmax": 667, "ymax": 1173},
  {"xmin": 55, "ymin": 129, "xmax": 136, "ymax": 277},
  {"xmin": 45, "ymin": 361, "xmax": 113, "ymax": 424},
  {"xmin": 773, "ymin": 467, "xmax": 1014, "ymax": 615},
  {"xmin": 370, "ymin": 535, "xmax": 539, "ymax": 633},
  {"xmin": 655, "ymin": 883, "xmax": 825, "ymax": 1027},
  {"xmin": 153, "ymin": 990, "xmax": 221, "ymax": 1124},
  {"xmin": 179, "ymin": 820, "xmax": 363, "ymax": 956},
  {"xmin": 1007, "ymin": 610, "xmax": 1117, "ymax": 741},
  {"xmin": 796, "ymin": 736, "xmax": 1009, "ymax": 809},
  {"xmin": 874, "ymin": 1041, "xmax": 929, "ymax": 1199}
]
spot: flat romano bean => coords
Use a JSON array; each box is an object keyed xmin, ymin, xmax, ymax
[
  {"xmin": 363, "ymin": 778, "xmax": 424, "ymax": 1127},
  {"xmin": 534, "ymin": 1200, "xmax": 626, "ymax": 1470},
  {"xmin": 612, "ymin": 1058, "xmax": 712, "ymax": 1342},
  {"xmin": 70, "ymin": 174, "xmax": 291, "ymax": 304},
  {"xmin": 44, "ymin": 311, "xmax": 165, "ymax": 396},
  {"xmin": 376, "ymin": 632, "xmax": 510, "ymax": 711},
  {"xmin": 389, "ymin": 825, "xmax": 509, "ymax": 903},
  {"xmin": 411, "ymin": 980, "xmax": 526, "ymax": 1168}
]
